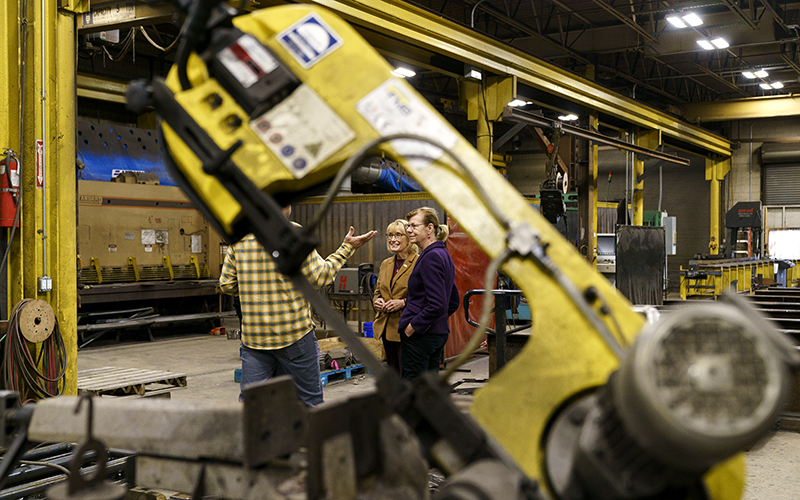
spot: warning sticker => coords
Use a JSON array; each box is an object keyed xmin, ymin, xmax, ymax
[
  {"xmin": 217, "ymin": 34, "xmax": 279, "ymax": 89},
  {"xmin": 277, "ymin": 13, "xmax": 343, "ymax": 69},
  {"xmin": 355, "ymin": 79, "xmax": 457, "ymax": 170},
  {"xmin": 251, "ymin": 85, "xmax": 355, "ymax": 179},
  {"xmin": 191, "ymin": 234, "xmax": 202, "ymax": 254}
]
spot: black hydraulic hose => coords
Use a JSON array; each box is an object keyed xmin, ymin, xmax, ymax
[{"xmin": 175, "ymin": 0, "xmax": 224, "ymax": 90}]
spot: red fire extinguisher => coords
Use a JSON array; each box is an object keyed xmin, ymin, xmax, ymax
[{"xmin": 1, "ymin": 152, "xmax": 20, "ymax": 228}]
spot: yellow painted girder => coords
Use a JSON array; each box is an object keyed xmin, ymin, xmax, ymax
[
  {"xmin": 308, "ymin": 0, "xmax": 731, "ymax": 157},
  {"xmin": 77, "ymin": 74, "xmax": 129, "ymax": 103},
  {"xmin": 682, "ymin": 95, "xmax": 800, "ymax": 123}
]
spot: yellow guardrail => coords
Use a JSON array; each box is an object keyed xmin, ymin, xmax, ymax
[{"xmin": 680, "ymin": 259, "xmax": 800, "ymax": 299}]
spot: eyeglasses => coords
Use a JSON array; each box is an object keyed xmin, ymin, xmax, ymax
[
  {"xmin": 407, "ymin": 223, "xmax": 428, "ymax": 230},
  {"xmin": 386, "ymin": 233, "xmax": 405, "ymax": 240}
]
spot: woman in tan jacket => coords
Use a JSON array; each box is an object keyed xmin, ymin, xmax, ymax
[{"xmin": 373, "ymin": 219, "xmax": 418, "ymax": 373}]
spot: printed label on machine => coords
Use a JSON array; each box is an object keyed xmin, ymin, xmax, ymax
[
  {"xmin": 141, "ymin": 229, "xmax": 156, "ymax": 245},
  {"xmin": 191, "ymin": 234, "xmax": 202, "ymax": 253},
  {"xmin": 356, "ymin": 79, "xmax": 457, "ymax": 170},
  {"xmin": 250, "ymin": 84, "xmax": 355, "ymax": 179},
  {"xmin": 217, "ymin": 34, "xmax": 279, "ymax": 88},
  {"xmin": 277, "ymin": 13, "xmax": 343, "ymax": 69},
  {"xmin": 81, "ymin": 2, "xmax": 135, "ymax": 27}
]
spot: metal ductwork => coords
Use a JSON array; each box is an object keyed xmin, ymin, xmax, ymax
[
  {"xmin": 352, "ymin": 158, "xmax": 420, "ymax": 193},
  {"xmin": 761, "ymin": 142, "xmax": 800, "ymax": 164}
]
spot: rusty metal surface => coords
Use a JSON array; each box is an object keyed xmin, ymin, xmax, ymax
[{"xmin": 293, "ymin": 195, "xmax": 442, "ymax": 269}]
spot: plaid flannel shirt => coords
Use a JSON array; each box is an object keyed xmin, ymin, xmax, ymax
[{"xmin": 219, "ymin": 234, "xmax": 354, "ymax": 350}]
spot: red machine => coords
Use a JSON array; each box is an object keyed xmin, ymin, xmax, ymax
[{"xmin": 0, "ymin": 155, "xmax": 20, "ymax": 228}]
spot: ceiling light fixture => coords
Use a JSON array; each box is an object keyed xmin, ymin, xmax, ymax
[
  {"xmin": 711, "ymin": 38, "xmax": 729, "ymax": 49},
  {"xmin": 467, "ymin": 68, "xmax": 482, "ymax": 80},
  {"xmin": 682, "ymin": 13, "xmax": 704, "ymax": 26},
  {"xmin": 558, "ymin": 114, "xmax": 579, "ymax": 121},
  {"xmin": 755, "ymin": 70, "xmax": 769, "ymax": 78},
  {"xmin": 696, "ymin": 39, "xmax": 715, "ymax": 50},
  {"xmin": 508, "ymin": 99, "xmax": 532, "ymax": 107},
  {"xmin": 464, "ymin": 66, "xmax": 482, "ymax": 81},
  {"xmin": 666, "ymin": 12, "xmax": 703, "ymax": 28},
  {"xmin": 771, "ymin": 81, "xmax": 784, "ymax": 89},
  {"xmin": 742, "ymin": 71, "xmax": 756, "ymax": 79},
  {"xmin": 666, "ymin": 16, "xmax": 687, "ymax": 28},
  {"xmin": 391, "ymin": 67, "xmax": 416, "ymax": 78},
  {"xmin": 760, "ymin": 83, "xmax": 772, "ymax": 89}
]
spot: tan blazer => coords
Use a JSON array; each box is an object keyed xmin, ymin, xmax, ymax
[{"xmin": 372, "ymin": 253, "xmax": 418, "ymax": 342}]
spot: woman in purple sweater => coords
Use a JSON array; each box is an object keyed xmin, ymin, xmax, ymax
[{"xmin": 398, "ymin": 207, "xmax": 460, "ymax": 380}]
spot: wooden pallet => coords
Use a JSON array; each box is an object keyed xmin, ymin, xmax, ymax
[{"xmin": 78, "ymin": 366, "xmax": 187, "ymax": 398}]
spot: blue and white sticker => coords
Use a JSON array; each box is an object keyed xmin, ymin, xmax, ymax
[{"xmin": 277, "ymin": 13, "xmax": 343, "ymax": 69}]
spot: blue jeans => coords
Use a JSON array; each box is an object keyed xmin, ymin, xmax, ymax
[{"xmin": 239, "ymin": 330, "xmax": 323, "ymax": 406}]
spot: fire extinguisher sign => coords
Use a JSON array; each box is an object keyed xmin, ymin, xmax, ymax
[{"xmin": 36, "ymin": 140, "xmax": 43, "ymax": 189}]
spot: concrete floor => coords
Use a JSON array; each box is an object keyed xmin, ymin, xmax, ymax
[{"xmin": 77, "ymin": 332, "xmax": 799, "ymax": 499}]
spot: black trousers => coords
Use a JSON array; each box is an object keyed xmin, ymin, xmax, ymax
[{"xmin": 400, "ymin": 332, "xmax": 448, "ymax": 380}]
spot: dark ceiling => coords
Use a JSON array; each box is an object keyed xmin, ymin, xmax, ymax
[
  {"xmin": 406, "ymin": 0, "xmax": 800, "ymax": 106},
  {"xmin": 77, "ymin": 0, "xmax": 800, "ymax": 132}
]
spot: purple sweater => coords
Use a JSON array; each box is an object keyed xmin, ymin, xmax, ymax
[{"xmin": 399, "ymin": 241, "xmax": 459, "ymax": 336}]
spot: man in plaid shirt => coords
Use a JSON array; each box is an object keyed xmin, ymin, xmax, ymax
[{"xmin": 220, "ymin": 206, "xmax": 377, "ymax": 405}]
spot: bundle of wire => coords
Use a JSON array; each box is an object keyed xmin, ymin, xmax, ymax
[{"xmin": 1, "ymin": 299, "xmax": 66, "ymax": 402}]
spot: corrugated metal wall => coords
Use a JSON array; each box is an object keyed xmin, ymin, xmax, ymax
[{"xmin": 293, "ymin": 194, "xmax": 443, "ymax": 271}]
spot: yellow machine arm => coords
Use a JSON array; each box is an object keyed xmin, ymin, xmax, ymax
[{"xmin": 123, "ymin": 3, "xmax": 798, "ymax": 499}]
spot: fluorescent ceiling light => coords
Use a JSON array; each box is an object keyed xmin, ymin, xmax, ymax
[
  {"xmin": 391, "ymin": 67, "xmax": 416, "ymax": 78},
  {"xmin": 666, "ymin": 16, "xmax": 687, "ymax": 28},
  {"xmin": 755, "ymin": 70, "xmax": 769, "ymax": 78},
  {"xmin": 760, "ymin": 83, "xmax": 772, "ymax": 89},
  {"xmin": 772, "ymin": 81, "xmax": 784, "ymax": 89},
  {"xmin": 558, "ymin": 114, "xmax": 579, "ymax": 121},
  {"xmin": 682, "ymin": 13, "xmax": 703, "ymax": 26},
  {"xmin": 742, "ymin": 71, "xmax": 756, "ymax": 79},
  {"xmin": 696, "ymin": 39, "xmax": 714, "ymax": 50},
  {"xmin": 711, "ymin": 38, "xmax": 729, "ymax": 49},
  {"xmin": 508, "ymin": 99, "xmax": 532, "ymax": 107}
]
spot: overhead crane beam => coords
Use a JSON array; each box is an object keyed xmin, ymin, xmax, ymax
[
  {"xmin": 308, "ymin": 0, "xmax": 732, "ymax": 157},
  {"xmin": 681, "ymin": 94, "xmax": 800, "ymax": 122}
]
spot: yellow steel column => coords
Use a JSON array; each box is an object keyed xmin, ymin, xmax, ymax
[
  {"xmin": 54, "ymin": 9, "xmax": 78, "ymax": 395},
  {"xmin": 2, "ymin": 0, "xmax": 79, "ymax": 395},
  {"xmin": 705, "ymin": 157, "xmax": 731, "ymax": 256},
  {"xmin": 1, "ymin": 0, "xmax": 23, "ymax": 310},
  {"xmin": 463, "ymin": 76, "xmax": 513, "ymax": 163},
  {"xmin": 591, "ymin": 112, "xmax": 599, "ymax": 267},
  {"xmin": 633, "ymin": 128, "xmax": 660, "ymax": 225}
]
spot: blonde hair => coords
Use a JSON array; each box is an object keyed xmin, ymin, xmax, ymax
[
  {"xmin": 406, "ymin": 207, "xmax": 449, "ymax": 242},
  {"xmin": 385, "ymin": 219, "xmax": 418, "ymax": 254}
]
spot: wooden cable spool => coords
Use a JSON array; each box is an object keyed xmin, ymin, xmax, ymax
[{"xmin": 18, "ymin": 299, "xmax": 56, "ymax": 343}]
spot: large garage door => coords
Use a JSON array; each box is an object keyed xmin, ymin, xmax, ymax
[{"xmin": 762, "ymin": 143, "xmax": 800, "ymax": 206}]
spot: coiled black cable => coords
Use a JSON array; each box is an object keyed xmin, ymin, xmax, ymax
[{"xmin": 2, "ymin": 299, "xmax": 66, "ymax": 402}]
